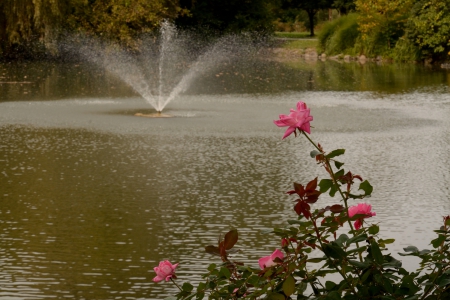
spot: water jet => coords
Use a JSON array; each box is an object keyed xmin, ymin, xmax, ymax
[{"xmin": 73, "ymin": 20, "xmax": 258, "ymax": 114}]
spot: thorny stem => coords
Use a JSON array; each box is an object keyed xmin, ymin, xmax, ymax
[{"xmin": 302, "ymin": 131, "xmax": 363, "ymax": 262}]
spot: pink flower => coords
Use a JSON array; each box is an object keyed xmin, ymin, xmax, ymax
[
  {"xmin": 152, "ymin": 260, "xmax": 179, "ymax": 282},
  {"xmin": 348, "ymin": 203, "xmax": 376, "ymax": 230},
  {"xmin": 274, "ymin": 101, "xmax": 313, "ymax": 139},
  {"xmin": 258, "ymin": 249, "xmax": 284, "ymax": 269}
]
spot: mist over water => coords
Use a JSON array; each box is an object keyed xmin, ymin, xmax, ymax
[{"xmin": 64, "ymin": 21, "xmax": 265, "ymax": 112}]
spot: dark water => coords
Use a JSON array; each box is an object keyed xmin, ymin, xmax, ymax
[{"xmin": 1, "ymin": 58, "xmax": 450, "ymax": 299}]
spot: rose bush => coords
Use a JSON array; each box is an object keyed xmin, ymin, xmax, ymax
[{"xmin": 153, "ymin": 101, "xmax": 450, "ymax": 299}]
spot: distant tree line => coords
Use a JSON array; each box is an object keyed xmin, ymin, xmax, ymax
[{"xmin": 0, "ymin": 0, "xmax": 449, "ymax": 62}]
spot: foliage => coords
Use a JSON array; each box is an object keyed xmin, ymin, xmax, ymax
[
  {"xmin": 0, "ymin": 0, "xmax": 185, "ymax": 58},
  {"xmin": 391, "ymin": 37, "xmax": 422, "ymax": 62},
  {"xmin": 155, "ymin": 101, "xmax": 450, "ymax": 299},
  {"xmin": 405, "ymin": 0, "xmax": 450, "ymax": 60},
  {"xmin": 355, "ymin": 0, "xmax": 413, "ymax": 56},
  {"xmin": 175, "ymin": 0, "xmax": 276, "ymax": 33},
  {"xmin": 318, "ymin": 13, "xmax": 359, "ymax": 55},
  {"xmin": 279, "ymin": 0, "xmax": 334, "ymax": 37},
  {"xmin": 0, "ymin": 0, "xmax": 67, "ymax": 58},
  {"xmin": 66, "ymin": 0, "xmax": 186, "ymax": 49},
  {"xmin": 333, "ymin": 0, "xmax": 356, "ymax": 15}
]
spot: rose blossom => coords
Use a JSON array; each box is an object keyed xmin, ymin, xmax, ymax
[
  {"xmin": 274, "ymin": 101, "xmax": 313, "ymax": 139},
  {"xmin": 258, "ymin": 249, "xmax": 284, "ymax": 269},
  {"xmin": 348, "ymin": 203, "xmax": 376, "ymax": 230},
  {"xmin": 152, "ymin": 260, "xmax": 179, "ymax": 282}
]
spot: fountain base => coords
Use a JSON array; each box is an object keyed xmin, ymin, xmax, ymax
[{"xmin": 135, "ymin": 112, "xmax": 173, "ymax": 118}]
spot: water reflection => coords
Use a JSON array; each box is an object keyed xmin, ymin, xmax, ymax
[{"xmin": 0, "ymin": 59, "xmax": 450, "ymax": 299}]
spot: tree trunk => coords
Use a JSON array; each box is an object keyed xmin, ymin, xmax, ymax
[{"xmin": 307, "ymin": 9, "xmax": 315, "ymax": 37}]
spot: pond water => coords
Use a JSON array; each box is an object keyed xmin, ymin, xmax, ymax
[{"xmin": 1, "ymin": 57, "xmax": 450, "ymax": 299}]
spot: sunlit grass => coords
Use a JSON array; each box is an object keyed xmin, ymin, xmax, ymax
[
  {"xmin": 274, "ymin": 32, "xmax": 312, "ymax": 39},
  {"xmin": 283, "ymin": 39, "xmax": 318, "ymax": 50}
]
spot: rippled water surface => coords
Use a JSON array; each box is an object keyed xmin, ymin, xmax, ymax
[{"xmin": 1, "ymin": 59, "xmax": 450, "ymax": 299}]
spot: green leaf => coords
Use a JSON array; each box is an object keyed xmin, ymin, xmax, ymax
[
  {"xmin": 368, "ymin": 225, "xmax": 379, "ymax": 235},
  {"xmin": 346, "ymin": 234, "xmax": 367, "ymax": 245},
  {"xmin": 330, "ymin": 185, "xmax": 338, "ymax": 197},
  {"xmin": 319, "ymin": 179, "xmax": 334, "ymax": 193},
  {"xmin": 207, "ymin": 263, "xmax": 217, "ymax": 272},
  {"xmin": 346, "ymin": 246, "xmax": 367, "ymax": 255},
  {"xmin": 326, "ymin": 149, "xmax": 345, "ymax": 159},
  {"xmin": 323, "ymin": 242, "xmax": 346, "ymax": 260},
  {"xmin": 327, "ymin": 291, "xmax": 342, "ymax": 299},
  {"xmin": 282, "ymin": 275, "xmax": 296, "ymax": 296},
  {"xmin": 334, "ymin": 161, "xmax": 344, "ymax": 169},
  {"xmin": 371, "ymin": 241, "xmax": 384, "ymax": 264},
  {"xmin": 348, "ymin": 259, "xmax": 370, "ymax": 268},
  {"xmin": 268, "ymin": 292, "xmax": 285, "ymax": 300},
  {"xmin": 403, "ymin": 246, "xmax": 419, "ymax": 253},
  {"xmin": 310, "ymin": 150, "xmax": 321, "ymax": 158},
  {"xmin": 223, "ymin": 229, "xmax": 238, "ymax": 250},
  {"xmin": 431, "ymin": 234, "xmax": 445, "ymax": 248},
  {"xmin": 380, "ymin": 238, "xmax": 395, "ymax": 244},
  {"xmin": 334, "ymin": 169, "xmax": 345, "ymax": 178},
  {"xmin": 296, "ymin": 281, "xmax": 308, "ymax": 294},
  {"xmin": 219, "ymin": 267, "xmax": 231, "ymax": 279},
  {"xmin": 359, "ymin": 180, "xmax": 373, "ymax": 196},
  {"xmin": 325, "ymin": 281, "xmax": 337, "ymax": 291},
  {"xmin": 437, "ymin": 274, "xmax": 450, "ymax": 287},
  {"xmin": 335, "ymin": 234, "xmax": 349, "ymax": 247},
  {"xmin": 182, "ymin": 282, "xmax": 194, "ymax": 292}
]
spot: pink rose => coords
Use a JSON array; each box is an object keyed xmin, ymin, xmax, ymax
[
  {"xmin": 152, "ymin": 260, "xmax": 179, "ymax": 282},
  {"xmin": 274, "ymin": 101, "xmax": 313, "ymax": 139},
  {"xmin": 258, "ymin": 249, "xmax": 284, "ymax": 269},
  {"xmin": 348, "ymin": 203, "xmax": 376, "ymax": 230}
]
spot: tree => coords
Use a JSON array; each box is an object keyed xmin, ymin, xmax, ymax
[
  {"xmin": 280, "ymin": 0, "xmax": 333, "ymax": 36},
  {"xmin": 0, "ymin": 0, "xmax": 68, "ymax": 58},
  {"xmin": 333, "ymin": 0, "xmax": 356, "ymax": 15},
  {"xmin": 405, "ymin": 0, "xmax": 450, "ymax": 59},
  {"xmin": 176, "ymin": 0, "xmax": 276, "ymax": 33},
  {"xmin": 355, "ymin": 0, "xmax": 413, "ymax": 50},
  {"xmin": 0, "ymin": 0, "xmax": 186, "ymax": 58},
  {"xmin": 66, "ymin": 0, "xmax": 186, "ymax": 49}
]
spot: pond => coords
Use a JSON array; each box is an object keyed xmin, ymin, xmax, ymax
[{"xmin": 1, "ymin": 57, "xmax": 450, "ymax": 299}]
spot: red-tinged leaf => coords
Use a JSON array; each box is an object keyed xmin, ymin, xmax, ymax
[
  {"xmin": 294, "ymin": 200, "xmax": 311, "ymax": 219},
  {"xmin": 305, "ymin": 177, "xmax": 318, "ymax": 192},
  {"xmin": 286, "ymin": 190, "xmax": 296, "ymax": 195},
  {"xmin": 294, "ymin": 182, "xmax": 305, "ymax": 196},
  {"xmin": 205, "ymin": 245, "xmax": 220, "ymax": 255},
  {"xmin": 354, "ymin": 175, "xmax": 363, "ymax": 181},
  {"xmin": 305, "ymin": 190, "xmax": 321, "ymax": 203},
  {"xmin": 223, "ymin": 229, "xmax": 238, "ymax": 250},
  {"xmin": 219, "ymin": 241, "xmax": 227, "ymax": 257},
  {"xmin": 329, "ymin": 204, "xmax": 345, "ymax": 213}
]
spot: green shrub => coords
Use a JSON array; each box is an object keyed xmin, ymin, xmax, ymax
[
  {"xmin": 318, "ymin": 13, "xmax": 359, "ymax": 55},
  {"xmin": 392, "ymin": 37, "xmax": 422, "ymax": 62}
]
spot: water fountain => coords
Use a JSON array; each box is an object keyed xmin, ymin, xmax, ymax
[{"xmin": 73, "ymin": 21, "xmax": 258, "ymax": 117}]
